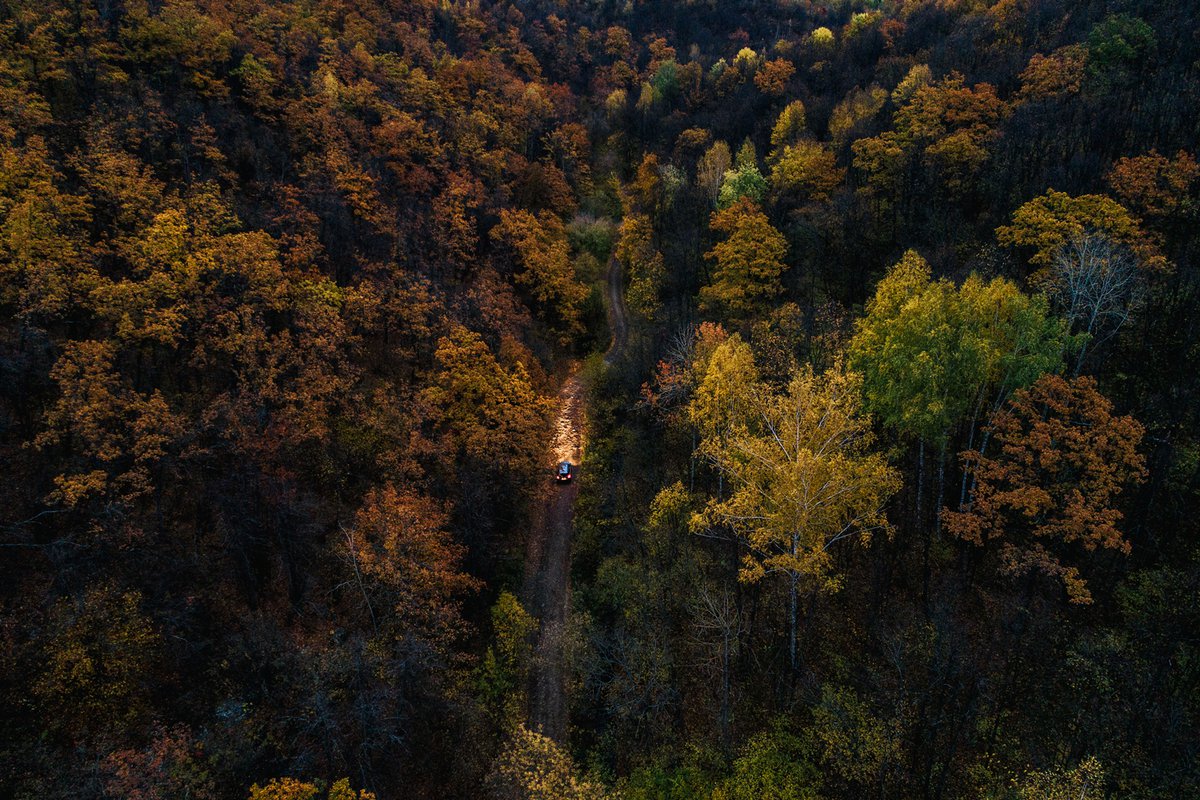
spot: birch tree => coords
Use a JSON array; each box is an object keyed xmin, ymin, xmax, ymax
[{"xmin": 692, "ymin": 363, "xmax": 900, "ymax": 674}]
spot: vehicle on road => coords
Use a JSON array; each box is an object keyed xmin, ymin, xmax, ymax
[{"xmin": 556, "ymin": 461, "xmax": 573, "ymax": 483}]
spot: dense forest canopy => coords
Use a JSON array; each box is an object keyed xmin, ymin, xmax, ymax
[{"xmin": 1, "ymin": 0, "xmax": 1198, "ymax": 797}]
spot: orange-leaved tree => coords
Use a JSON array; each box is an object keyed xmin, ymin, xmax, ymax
[
  {"xmin": 945, "ymin": 374, "xmax": 1146, "ymax": 603},
  {"xmin": 343, "ymin": 484, "xmax": 479, "ymax": 652}
]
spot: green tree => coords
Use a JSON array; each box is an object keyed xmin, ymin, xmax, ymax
[
  {"xmin": 849, "ymin": 251, "xmax": 1066, "ymax": 447},
  {"xmin": 475, "ymin": 591, "xmax": 537, "ymax": 726},
  {"xmin": 717, "ymin": 163, "xmax": 768, "ymax": 209},
  {"xmin": 1087, "ymin": 14, "xmax": 1156, "ymax": 88},
  {"xmin": 712, "ymin": 722, "xmax": 823, "ymax": 800}
]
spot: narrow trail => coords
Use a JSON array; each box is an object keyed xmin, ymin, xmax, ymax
[
  {"xmin": 522, "ymin": 252, "xmax": 626, "ymax": 742},
  {"xmin": 604, "ymin": 251, "xmax": 628, "ymax": 366}
]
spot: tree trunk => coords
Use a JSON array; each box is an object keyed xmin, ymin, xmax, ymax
[
  {"xmin": 916, "ymin": 439, "xmax": 926, "ymax": 526},
  {"xmin": 789, "ymin": 532, "xmax": 799, "ymax": 677},
  {"xmin": 935, "ymin": 440, "xmax": 947, "ymax": 538},
  {"xmin": 919, "ymin": 439, "xmax": 930, "ymax": 614},
  {"xmin": 720, "ymin": 625, "xmax": 731, "ymax": 751}
]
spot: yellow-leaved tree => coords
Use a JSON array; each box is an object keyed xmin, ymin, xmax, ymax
[
  {"xmin": 421, "ymin": 325, "xmax": 555, "ymax": 484},
  {"xmin": 491, "ymin": 209, "xmax": 588, "ymax": 343},
  {"xmin": 699, "ymin": 199, "xmax": 787, "ymax": 323},
  {"xmin": 691, "ymin": 348, "xmax": 900, "ymax": 674},
  {"xmin": 490, "ymin": 725, "xmax": 610, "ymax": 800},
  {"xmin": 247, "ymin": 777, "xmax": 376, "ymax": 800},
  {"xmin": 996, "ymin": 189, "xmax": 1165, "ymax": 276}
]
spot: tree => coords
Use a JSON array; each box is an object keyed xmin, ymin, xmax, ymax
[
  {"xmin": 769, "ymin": 101, "xmax": 807, "ymax": 152},
  {"xmin": 712, "ymin": 721, "xmax": 822, "ymax": 800},
  {"xmin": 102, "ymin": 724, "xmax": 217, "ymax": 800},
  {"xmin": 1106, "ymin": 149, "xmax": 1199, "ymax": 224},
  {"xmin": 769, "ymin": 141, "xmax": 844, "ymax": 204},
  {"xmin": 828, "ymin": 84, "xmax": 887, "ymax": 147},
  {"xmin": 343, "ymin": 484, "xmax": 479, "ymax": 651},
  {"xmin": 688, "ymin": 333, "xmax": 759, "ymax": 445},
  {"xmin": 490, "ymin": 725, "xmax": 610, "ymax": 800},
  {"xmin": 809, "ymin": 27, "xmax": 835, "ymax": 54},
  {"xmin": 852, "ymin": 135, "xmax": 907, "ymax": 201},
  {"xmin": 491, "ymin": 209, "xmax": 588, "ymax": 342},
  {"xmin": 1049, "ymin": 231, "xmax": 1143, "ymax": 373},
  {"xmin": 1087, "ymin": 14, "xmax": 1156, "ymax": 88},
  {"xmin": 1010, "ymin": 756, "xmax": 1104, "ymax": 800},
  {"xmin": 475, "ymin": 591, "xmax": 537, "ymax": 726},
  {"xmin": 630, "ymin": 152, "xmax": 663, "ymax": 213},
  {"xmin": 857, "ymin": 72, "xmax": 1006, "ymax": 198},
  {"xmin": 849, "ymin": 252, "xmax": 1065, "ymax": 448},
  {"xmin": 891, "ymin": 64, "xmax": 931, "ymax": 105},
  {"xmin": 848, "ymin": 251, "xmax": 1068, "ymax": 551},
  {"xmin": 1017, "ymin": 45, "xmax": 1088, "ymax": 101},
  {"xmin": 247, "ymin": 778, "xmax": 376, "ymax": 800},
  {"xmin": 36, "ymin": 340, "xmax": 183, "ymax": 511},
  {"xmin": 945, "ymin": 375, "xmax": 1146, "ymax": 604},
  {"xmin": 718, "ymin": 163, "xmax": 767, "ymax": 209},
  {"xmin": 811, "ymin": 685, "xmax": 905, "ymax": 791},
  {"xmin": 753, "ymin": 58, "xmax": 795, "ymax": 96},
  {"xmin": 692, "ymin": 363, "xmax": 900, "ymax": 673},
  {"xmin": 615, "ymin": 212, "xmax": 665, "ymax": 321},
  {"xmin": 696, "ymin": 140, "xmax": 732, "ymax": 208},
  {"xmin": 421, "ymin": 326, "xmax": 554, "ymax": 482},
  {"xmin": 0, "ymin": 137, "xmax": 95, "ymax": 319},
  {"xmin": 996, "ymin": 190, "xmax": 1163, "ymax": 275},
  {"xmin": 33, "ymin": 585, "xmax": 161, "ymax": 738},
  {"xmin": 700, "ymin": 199, "xmax": 787, "ymax": 322}
]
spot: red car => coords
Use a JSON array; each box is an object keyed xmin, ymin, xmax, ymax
[{"xmin": 556, "ymin": 461, "xmax": 573, "ymax": 483}]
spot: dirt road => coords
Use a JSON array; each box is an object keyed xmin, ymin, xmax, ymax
[{"xmin": 522, "ymin": 253, "xmax": 625, "ymax": 742}]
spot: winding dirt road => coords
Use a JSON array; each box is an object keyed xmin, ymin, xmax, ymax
[{"xmin": 522, "ymin": 253, "xmax": 625, "ymax": 742}]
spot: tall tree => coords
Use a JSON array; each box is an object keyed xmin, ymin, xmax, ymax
[
  {"xmin": 996, "ymin": 190, "xmax": 1164, "ymax": 276},
  {"xmin": 692, "ymin": 362, "xmax": 900, "ymax": 674},
  {"xmin": 1049, "ymin": 231, "xmax": 1143, "ymax": 373}
]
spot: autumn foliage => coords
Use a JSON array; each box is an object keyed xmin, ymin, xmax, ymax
[
  {"xmin": 1, "ymin": 0, "xmax": 1197, "ymax": 797},
  {"xmin": 946, "ymin": 374, "xmax": 1146, "ymax": 603}
]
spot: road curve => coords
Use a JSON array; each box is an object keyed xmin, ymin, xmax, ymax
[{"xmin": 523, "ymin": 250, "xmax": 626, "ymax": 742}]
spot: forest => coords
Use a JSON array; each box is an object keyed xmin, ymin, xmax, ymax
[{"xmin": 0, "ymin": 0, "xmax": 1197, "ymax": 797}]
